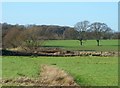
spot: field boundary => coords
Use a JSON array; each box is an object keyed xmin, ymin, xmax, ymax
[{"xmin": 1, "ymin": 49, "xmax": 118, "ymax": 57}]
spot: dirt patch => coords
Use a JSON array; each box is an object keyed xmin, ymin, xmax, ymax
[
  {"xmin": 2, "ymin": 65, "xmax": 80, "ymax": 87},
  {"xmin": 40, "ymin": 65, "xmax": 78, "ymax": 86}
]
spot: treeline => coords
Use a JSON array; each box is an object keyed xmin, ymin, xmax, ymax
[{"xmin": 1, "ymin": 22, "xmax": 120, "ymax": 49}]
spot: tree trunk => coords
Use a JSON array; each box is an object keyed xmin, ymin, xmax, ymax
[
  {"xmin": 80, "ymin": 40, "xmax": 83, "ymax": 46},
  {"xmin": 97, "ymin": 40, "xmax": 99, "ymax": 46}
]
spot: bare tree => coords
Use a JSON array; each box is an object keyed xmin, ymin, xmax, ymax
[
  {"xmin": 18, "ymin": 28, "xmax": 44, "ymax": 53},
  {"xmin": 102, "ymin": 27, "xmax": 113, "ymax": 39},
  {"xmin": 3, "ymin": 28, "xmax": 21, "ymax": 49},
  {"xmin": 74, "ymin": 21, "xmax": 90, "ymax": 46},
  {"xmin": 63, "ymin": 28, "xmax": 78, "ymax": 39},
  {"xmin": 90, "ymin": 22, "xmax": 112, "ymax": 46}
]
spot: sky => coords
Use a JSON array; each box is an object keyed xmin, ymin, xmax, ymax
[
  {"xmin": 2, "ymin": 2, "xmax": 118, "ymax": 31},
  {"xmin": 1, "ymin": 0, "xmax": 119, "ymax": 2}
]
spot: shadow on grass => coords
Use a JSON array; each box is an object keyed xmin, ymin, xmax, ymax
[
  {"xmin": 1, "ymin": 50, "xmax": 59, "ymax": 56},
  {"xmin": 42, "ymin": 45, "xmax": 64, "ymax": 48},
  {"xmin": 1, "ymin": 49, "xmax": 34, "ymax": 56}
]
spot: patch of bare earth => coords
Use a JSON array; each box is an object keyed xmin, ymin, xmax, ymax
[
  {"xmin": 2, "ymin": 65, "xmax": 80, "ymax": 87},
  {"xmin": 40, "ymin": 65, "xmax": 79, "ymax": 86}
]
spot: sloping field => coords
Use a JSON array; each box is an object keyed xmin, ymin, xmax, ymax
[{"xmin": 2, "ymin": 56, "xmax": 118, "ymax": 86}]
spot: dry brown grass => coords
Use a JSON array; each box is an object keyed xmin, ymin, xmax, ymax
[
  {"xmin": 2, "ymin": 65, "xmax": 80, "ymax": 87},
  {"xmin": 40, "ymin": 65, "xmax": 79, "ymax": 86}
]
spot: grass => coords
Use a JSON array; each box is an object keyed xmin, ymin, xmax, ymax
[
  {"xmin": 2, "ymin": 56, "xmax": 118, "ymax": 86},
  {"xmin": 2, "ymin": 40, "xmax": 118, "ymax": 86},
  {"xmin": 0, "ymin": 56, "xmax": 2, "ymax": 87},
  {"xmin": 43, "ymin": 40, "xmax": 118, "ymax": 51}
]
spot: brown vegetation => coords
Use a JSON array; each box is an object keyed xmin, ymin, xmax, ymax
[
  {"xmin": 40, "ymin": 65, "xmax": 78, "ymax": 86},
  {"xmin": 2, "ymin": 65, "xmax": 80, "ymax": 87},
  {"xmin": 1, "ymin": 49, "xmax": 118, "ymax": 57},
  {"xmin": 2, "ymin": 23, "xmax": 120, "ymax": 49}
]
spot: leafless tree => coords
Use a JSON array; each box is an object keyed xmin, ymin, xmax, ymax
[
  {"xmin": 63, "ymin": 28, "xmax": 78, "ymax": 39},
  {"xmin": 74, "ymin": 21, "xmax": 90, "ymax": 46},
  {"xmin": 18, "ymin": 28, "xmax": 44, "ymax": 53},
  {"xmin": 3, "ymin": 28, "xmax": 21, "ymax": 49},
  {"xmin": 90, "ymin": 22, "xmax": 112, "ymax": 46}
]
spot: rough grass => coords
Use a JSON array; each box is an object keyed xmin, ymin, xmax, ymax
[
  {"xmin": 2, "ymin": 64, "xmax": 78, "ymax": 86},
  {"xmin": 2, "ymin": 56, "xmax": 118, "ymax": 86},
  {"xmin": 0, "ymin": 56, "xmax": 2, "ymax": 87},
  {"xmin": 44, "ymin": 40, "xmax": 118, "ymax": 51},
  {"xmin": 40, "ymin": 65, "xmax": 78, "ymax": 86}
]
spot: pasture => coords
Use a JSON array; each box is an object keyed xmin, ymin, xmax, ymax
[
  {"xmin": 1, "ymin": 39, "xmax": 118, "ymax": 86},
  {"xmin": 2, "ymin": 56, "xmax": 118, "ymax": 86},
  {"xmin": 44, "ymin": 40, "xmax": 118, "ymax": 51}
]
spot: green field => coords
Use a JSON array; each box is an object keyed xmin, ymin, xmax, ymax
[
  {"xmin": 44, "ymin": 40, "xmax": 118, "ymax": 51},
  {"xmin": 2, "ymin": 56, "xmax": 118, "ymax": 86},
  {"xmin": 1, "ymin": 40, "xmax": 118, "ymax": 86}
]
